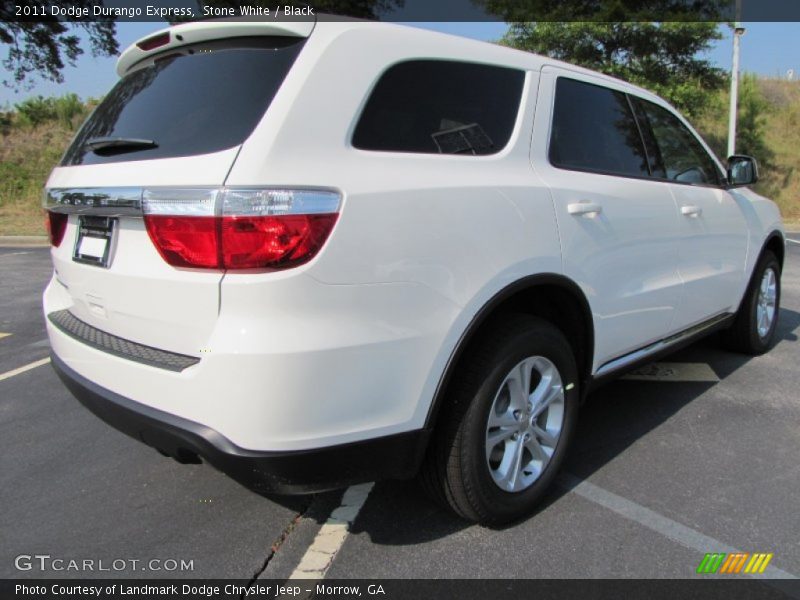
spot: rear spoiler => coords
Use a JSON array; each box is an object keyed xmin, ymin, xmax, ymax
[{"xmin": 117, "ymin": 19, "xmax": 315, "ymax": 76}]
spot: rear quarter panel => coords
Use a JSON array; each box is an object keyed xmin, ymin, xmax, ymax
[{"xmin": 225, "ymin": 26, "xmax": 563, "ymax": 433}]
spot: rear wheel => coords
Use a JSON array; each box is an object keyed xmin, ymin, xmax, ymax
[
  {"xmin": 722, "ymin": 250, "xmax": 781, "ymax": 355},
  {"xmin": 420, "ymin": 314, "xmax": 579, "ymax": 525}
]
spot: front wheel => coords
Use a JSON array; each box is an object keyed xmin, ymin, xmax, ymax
[
  {"xmin": 723, "ymin": 250, "xmax": 781, "ymax": 355},
  {"xmin": 420, "ymin": 314, "xmax": 579, "ymax": 525}
]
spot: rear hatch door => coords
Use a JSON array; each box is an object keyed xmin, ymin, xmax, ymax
[{"xmin": 46, "ymin": 34, "xmax": 306, "ymax": 356}]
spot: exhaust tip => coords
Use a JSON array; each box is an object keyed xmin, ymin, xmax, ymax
[{"xmin": 155, "ymin": 446, "xmax": 202, "ymax": 465}]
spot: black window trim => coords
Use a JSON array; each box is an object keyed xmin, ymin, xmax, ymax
[
  {"xmin": 349, "ymin": 57, "xmax": 528, "ymax": 158},
  {"xmin": 547, "ymin": 75, "xmax": 729, "ymax": 190},
  {"xmin": 625, "ymin": 92, "xmax": 656, "ymax": 178}
]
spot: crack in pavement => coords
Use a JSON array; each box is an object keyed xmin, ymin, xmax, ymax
[{"xmin": 242, "ymin": 498, "xmax": 314, "ymax": 597}]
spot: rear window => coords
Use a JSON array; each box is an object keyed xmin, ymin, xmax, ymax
[
  {"xmin": 62, "ymin": 37, "xmax": 305, "ymax": 166},
  {"xmin": 352, "ymin": 60, "xmax": 525, "ymax": 155}
]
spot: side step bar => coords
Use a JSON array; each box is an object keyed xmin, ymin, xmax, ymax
[{"xmin": 593, "ymin": 313, "xmax": 734, "ymax": 380}]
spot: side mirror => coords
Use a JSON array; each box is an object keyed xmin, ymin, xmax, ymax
[{"xmin": 727, "ymin": 155, "xmax": 759, "ymax": 187}]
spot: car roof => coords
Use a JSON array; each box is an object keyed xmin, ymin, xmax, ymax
[{"xmin": 120, "ymin": 18, "xmax": 663, "ymax": 105}]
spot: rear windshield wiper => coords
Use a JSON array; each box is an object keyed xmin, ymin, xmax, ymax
[{"xmin": 84, "ymin": 137, "xmax": 158, "ymax": 155}]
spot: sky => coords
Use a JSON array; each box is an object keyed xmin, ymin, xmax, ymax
[{"xmin": 1, "ymin": 21, "xmax": 798, "ymax": 107}]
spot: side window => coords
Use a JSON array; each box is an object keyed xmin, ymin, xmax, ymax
[
  {"xmin": 352, "ymin": 60, "xmax": 524, "ymax": 155},
  {"xmin": 633, "ymin": 99, "xmax": 723, "ymax": 186},
  {"xmin": 549, "ymin": 77, "xmax": 650, "ymax": 178}
]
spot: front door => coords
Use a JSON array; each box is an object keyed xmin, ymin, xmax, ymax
[
  {"xmin": 533, "ymin": 69, "xmax": 684, "ymax": 370},
  {"xmin": 630, "ymin": 97, "xmax": 749, "ymax": 329}
]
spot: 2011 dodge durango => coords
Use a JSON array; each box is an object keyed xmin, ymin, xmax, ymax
[{"xmin": 43, "ymin": 18, "xmax": 785, "ymax": 524}]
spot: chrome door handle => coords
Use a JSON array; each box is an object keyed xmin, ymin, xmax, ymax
[
  {"xmin": 567, "ymin": 202, "xmax": 602, "ymax": 217},
  {"xmin": 681, "ymin": 205, "xmax": 703, "ymax": 217}
]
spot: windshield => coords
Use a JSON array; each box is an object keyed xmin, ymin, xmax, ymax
[{"xmin": 62, "ymin": 36, "xmax": 305, "ymax": 166}]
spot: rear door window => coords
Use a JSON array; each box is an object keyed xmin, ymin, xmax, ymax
[
  {"xmin": 549, "ymin": 77, "xmax": 650, "ymax": 178},
  {"xmin": 62, "ymin": 37, "xmax": 305, "ymax": 166},
  {"xmin": 352, "ymin": 60, "xmax": 525, "ymax": 155}
]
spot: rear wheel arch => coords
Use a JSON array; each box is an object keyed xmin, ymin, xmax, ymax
[{"xmin": 424, "ymin": 274, "xmax": 594, "ymax": 430}]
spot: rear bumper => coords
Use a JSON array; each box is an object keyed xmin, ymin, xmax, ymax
[{"xmin": 51, "ymin": 353, "xmax": 430, "ymax": 494}]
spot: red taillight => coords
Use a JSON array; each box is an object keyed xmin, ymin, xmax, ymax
[
  {"xmin": 144, "ymin": 215, "xmax": 219, "ymax": 269},
  {"xmin": 45, "ymin": 211, "xmax": 68, "ymax": 247},
  {"xmin": 142, "ymin": 189, "xmax": 341, "ymax": 270},
  {"xmin": 221, "ymin": 214, "xmax": 338, "ymax": 269}
]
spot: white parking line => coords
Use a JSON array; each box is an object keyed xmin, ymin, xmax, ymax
[
  {"xmin": 557, "ymin": 472, "xmax": 798, "ymax": 583},
  {"xmin": 288, "ymin": 483, "xmax": 374, "ymax": 580},
  {"xmin": 0, "ymin": 332, "xmax": 11, "ymax": 340},
  {"xmin": 0, "ymin": 357, "xmax": 51, "ymax": 383},
  {"xmin": 622, "ymin": 362, "xmax": 720, "ymax": 382},
  {"xmin": 787, "ymin": 238, "xmax": 800, "ymax": 245}
]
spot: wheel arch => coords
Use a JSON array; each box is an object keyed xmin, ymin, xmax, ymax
[
  {"xmin": 424, "ymin": 273, "xmax": 595, "ymax": 429},
  {"xmin": 733, "ymin": 229, "xmax": 785, "ymax": 316},
  {"xmin": 763, "ymin": 230, "xmax": 785, "ymax": 270}
]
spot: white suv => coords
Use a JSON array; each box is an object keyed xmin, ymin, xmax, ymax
[{"xmin": 43, "ymin": 19, "xmax": 785, "ymax": 524}]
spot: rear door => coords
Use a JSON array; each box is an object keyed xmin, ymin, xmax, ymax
[
  {"xmin": 533, "ymin": 68, "xmax": 684, "ymax": 370},
  {"xmin": 45, "ymin": 35, "xmax": 306, "ymax": 355},
  {"xmin": 630, "ymin": 97, "xmax": 749, "ymax": 329}
]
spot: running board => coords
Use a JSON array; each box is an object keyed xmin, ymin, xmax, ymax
[{"xmin": 594, "ymin": 313, "xmax": 734, "ymax": 379}]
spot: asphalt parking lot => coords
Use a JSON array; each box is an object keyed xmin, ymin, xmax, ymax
[{"xmin": 1, "ymin": 240, "xmax": 799, "ymax": 583}]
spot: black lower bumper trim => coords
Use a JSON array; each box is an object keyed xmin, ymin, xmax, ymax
[
  {"xmin": 51, "ymin": 353, "xmax": 431, "ymax": 494},
  {"xmin": 48, "ymin": 309, "xmax": 200, "ymax": 372}
]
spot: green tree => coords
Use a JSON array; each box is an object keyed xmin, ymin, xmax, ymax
[
  {"xmin": 479, "ymin": 0, "xmax": 729, "ymax": 23},
  {"xmin": 0, "ymin": 1, "xmax": 118, "ymax": 88},
  {"xmin": 14, "ymin": 95, "xmax": 56, "ymax": 126},
  {"xmin": 500, "ymin": 22, "xmax": 725, "ymax": 117},
  {"xmin": 12, "ymin": 93, "xmax": 87, "ymax": 128},
  {"xmin": 735, "ymin": 73, "xmax": 773, "ymax": 165},
  {"xmin": 1, "ymin": 0, "xmax": 404, "ymax": 88}
]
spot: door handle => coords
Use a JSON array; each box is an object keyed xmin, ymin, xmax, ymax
[
  {"xmin": 681, "ymin": 205, "xmax": 703, "ymax": 217},
  {"xmin": 567, "ymin": 201, "xmax": 603, "ymax": 217}
]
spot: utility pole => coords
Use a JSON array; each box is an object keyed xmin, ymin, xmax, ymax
[{"xmin": 727, "ymin": 1, "xmax": 745, "ymax": 157}]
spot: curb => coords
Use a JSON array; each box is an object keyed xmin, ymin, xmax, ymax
[{"xmin": 0, "ymin": 236, "xmax": 49, "ymax": 248}]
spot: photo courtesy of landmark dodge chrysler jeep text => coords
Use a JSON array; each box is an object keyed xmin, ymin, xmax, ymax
[{"xmin": 43, "ymin": 18, "xmax": 785, "ymax": 524}]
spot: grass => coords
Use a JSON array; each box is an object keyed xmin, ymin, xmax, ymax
[
  {"xmin": 0, "ymin": 120, "xmax": 76, "ymax": 235},
  {"xmin": 1, "ymin": 83, "xmax": 799, "ymax": 236},
  {"xmin": 694, "ymin": 77, "xmax": 800, "ymax": 223},
  {"xmin": 758, "ymin": 81, "xmax": 800, "ymax": 223},
  {"xmin": 0, "ymin": 96, "xmax": 91, "ymax": 236}
]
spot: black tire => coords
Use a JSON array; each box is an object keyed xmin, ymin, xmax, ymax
[
  {"xmin": 722, "ymin": 250, "xmax": 781, "ymax": 355},
  {"xmin": 419, "ymin": 314, "xmax": 579, "ymax": 525}
]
